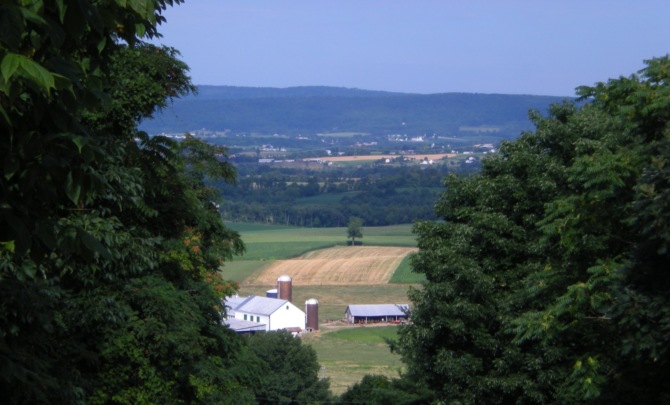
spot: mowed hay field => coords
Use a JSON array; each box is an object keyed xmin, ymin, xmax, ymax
[{"xmin": 243, "ymin": 246, "xmax": 418, "ymax": 286}]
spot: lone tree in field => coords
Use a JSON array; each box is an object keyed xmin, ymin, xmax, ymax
[{"xmin": 347, "ymin": 217, "xmax": 363, "ymax": 245}]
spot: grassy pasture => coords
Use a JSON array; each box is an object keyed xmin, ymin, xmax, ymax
[
  {"xmin": 220, "ymin": 260, "xmax": 268, "ymax": 284},
  {"xmin": 302, "ymin": 326, "xmax": 403, "ymax": 395},
  {"xmin": 226, "ymin": 222, "xmax": 416, "ymax": 260},
  {"xmin": 388, "ymin": 254, "xmax": 425, "ymax": 284},
  {"xmin": 326, "ymin": 324, "xmax": 399, "ymax": 343}
]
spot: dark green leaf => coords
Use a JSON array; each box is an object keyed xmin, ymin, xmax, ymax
[
  {"xmin": 65, "ymin": 171, "xmax": 81, "ymax": 204},
  {"xmin": 1, "ymin": 53, "xmax": 21, "ymax": 82}
]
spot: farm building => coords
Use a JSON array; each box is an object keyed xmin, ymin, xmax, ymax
[
  {"xmin": 344, "ymin": 304, "xmax": 410, "ymax": 324},
  {"xmin": 224, "ymin": 295, "xmax": 306, "ymax": 333},
  {"xmin": 224, "ymin": 318, "xmax": 267, "ymax": 334}
]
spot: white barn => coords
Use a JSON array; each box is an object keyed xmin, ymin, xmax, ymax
[{"xmin": 224, "ymin": 295, "xmax": 305, "ymax": 333}]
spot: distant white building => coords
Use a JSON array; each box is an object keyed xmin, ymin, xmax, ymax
[{"xmin": 224, "ymin": 295, "xmax": 305, "ymax": 333}]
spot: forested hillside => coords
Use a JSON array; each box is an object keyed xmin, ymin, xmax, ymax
[{"xmin": 140, "ymin": 85, "xmax": 566, "ymax": 138}]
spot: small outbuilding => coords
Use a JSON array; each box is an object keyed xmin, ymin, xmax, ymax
[{"xmin": 344, "ymin": 304, "xmax": 410, "ymax": 324}]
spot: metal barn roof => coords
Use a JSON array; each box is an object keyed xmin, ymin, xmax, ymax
[
  {"xmin": 224, "ymin": 318, "xmax": 266, "ymax": 333},
  {"xmin": 224, "ymin": 295, "xmax": 293, "ymax": 316},
  {"xmin": 345, "ymin": 304, "xmax": 409, "ymax": 317}
]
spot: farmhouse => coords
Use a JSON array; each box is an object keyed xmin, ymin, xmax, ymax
[
  {"xmin": 344, "ymin": 304, "xmax": 410, "ymax": 324},
  {"xmin": 224, "ymin": 295, "xmax": 306, "ymax": 333}
]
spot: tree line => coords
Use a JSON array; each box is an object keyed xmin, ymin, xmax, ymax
[{"xmin": 216, "ymin": 164, "xmax": 476, "ymax": 227}]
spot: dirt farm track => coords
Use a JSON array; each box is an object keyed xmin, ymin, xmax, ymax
[{"xmin": 243, "ymin": 246, "xmax": 418, "ymax": 286}]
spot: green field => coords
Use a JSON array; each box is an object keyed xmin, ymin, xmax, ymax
[
  {"xmin": 303, "ymin": 326, "xmax": 403, "ymax": 395},
  {"xmin": 388, "ymin": 254, "xmax": 424, "ymax": 284},
  {"xmin": 227, "ymin": 222, "xmax": 416, "ymax": 259},
  {"xmin": 326, "ymin": 325, "xmax": 400, "ymax": 343}
]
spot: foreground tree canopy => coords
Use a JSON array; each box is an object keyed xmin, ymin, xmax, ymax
[
  {"xmin": 395, "ymin": 56, "xmax": 670, "ymax": 403},
  {"xmin": 0, "ymin": 1, "xmax": 266, "ymax": 403}
]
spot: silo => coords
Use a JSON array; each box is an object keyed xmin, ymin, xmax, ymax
[
  {"xmin": 266, "ymin": 288, "xmax": 278, "ymax": 298},
  {"xmin": 305, "ymin": 298, "xmax": 319, "ymax": 331},
  {"xmin": 276, "ymin": 275, "xmax": 292, "ymax": 302}
]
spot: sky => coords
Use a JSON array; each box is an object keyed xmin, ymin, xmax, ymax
[{"xmin": 153, "ymin": 1, "xmax": 670, "ymax": 97}]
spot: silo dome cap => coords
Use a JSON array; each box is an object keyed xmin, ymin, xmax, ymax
[
  {"xmin": 305, "ymin": 298, "xmax": 319, "ymax": 305},
  {"xmin": 277, "ymin": 275, "xmax": 292, "ymax": 282}
]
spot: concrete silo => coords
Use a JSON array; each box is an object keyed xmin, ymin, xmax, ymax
[
  {"xmin": 305, "ymin": 298, "xmax": 319, "ymax": 332},
  {"xmin": 276, "ymin": 275, "xmax": 292, "ymax": 302}
]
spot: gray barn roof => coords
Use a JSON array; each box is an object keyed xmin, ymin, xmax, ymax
[
  {"xmin": 224, "ymin": 295, "xmax": 292, "ymax": 316},
  {"xmin": 345, "ymin": 304, "xmax": 410, "ymax": 317},
  {"xmin": 224, "ymin": 318, "xmax": 266, "ymax": 333}
]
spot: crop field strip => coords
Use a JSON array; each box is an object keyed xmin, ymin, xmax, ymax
[{"xmin": 242, "ymin": 246, "xmax": 418, "ymax": 286}]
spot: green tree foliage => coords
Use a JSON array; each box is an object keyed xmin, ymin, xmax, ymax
[
  {"xmin": 218, "ymin": 165, "xmax": 446, "ymax": 227},
  {"xmin": 1, "ymin": 1, "xmax": 249, "ymax": 403},
  {"xmin": 242, "ymin": 331, "xmax": 332, "ymax": 404},
  {"xmin": 337, "ymin": 374, "xmax": 434, "ymax": 405},
  {"xmin": 394, "ymin": 56, "xmax": 670, "ymax": 403},
  {"xmin": 347, "ymin": 216, "xmax": 364, "ymax": 245}
]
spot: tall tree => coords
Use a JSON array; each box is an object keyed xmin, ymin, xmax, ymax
[
  {"xmin": 394, "ymin": 56, "xmax": 670, "ymax": 404},
  {"xmin": 1, "ymin": 1, "xmax": 249, "ymax": 403},
  {"xmin": 243, "ymin": 331, "xmax": 332, "ymax": 404},
  {"xmin": 347, "ymin": 216, "xmax": 364, "ymax": 245}
]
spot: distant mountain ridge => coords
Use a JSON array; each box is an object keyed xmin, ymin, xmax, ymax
[
  {"xmin": 140, "ymin": 85, "xmax": 569, "ymax": 138},
  {"xmin": 185, "ymin": 85, "xmax": 404, "ymax": 100}
]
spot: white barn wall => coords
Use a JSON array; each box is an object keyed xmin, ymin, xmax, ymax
[
  {"xmin": 269, "ymin": 302, "xmax": 305, "ymax": 331},
  {"xmin": 235, "ymin": 312, "xmax": 271, "ymax": 331}
]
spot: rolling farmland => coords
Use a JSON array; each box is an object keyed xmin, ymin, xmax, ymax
[{"xmin": 225, "ymin": 223, "xmax": 421, "ymax": 394}]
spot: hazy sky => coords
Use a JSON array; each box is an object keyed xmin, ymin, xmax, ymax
[{"xmin": 153, "ymin": 1, "xmax": 670, "ymax": 96}]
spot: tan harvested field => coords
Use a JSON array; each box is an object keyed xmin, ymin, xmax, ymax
[
  {"xmin": 317, "ymin": 153, "xmax": 456, "ymax": 162},
  {"xmin": 242, "ymin": 246, "xmax": 418, "ymax": 286}
]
